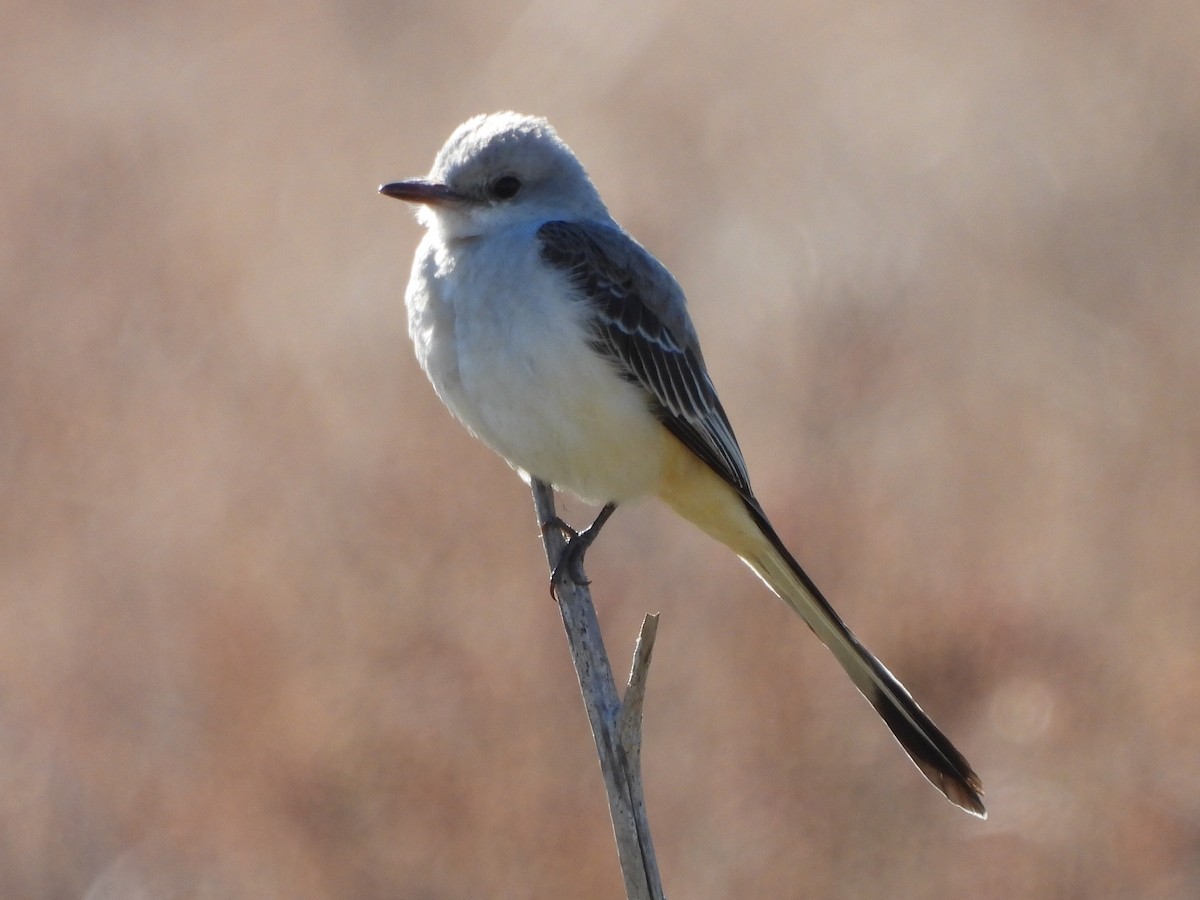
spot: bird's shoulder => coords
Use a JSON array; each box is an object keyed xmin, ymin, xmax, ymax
[{"xmin": 535, "ymin": 219, "xmax": 700, "ymax": 353}]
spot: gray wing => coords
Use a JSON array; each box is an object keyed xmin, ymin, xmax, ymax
[{"xmin": 538, "ymin": 219, "xmax": 753, "ymax": 498}]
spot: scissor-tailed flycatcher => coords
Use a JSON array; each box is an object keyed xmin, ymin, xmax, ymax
[{"xmin": 380, "ymin": 112, "xmax": 985, "ymax": 817}]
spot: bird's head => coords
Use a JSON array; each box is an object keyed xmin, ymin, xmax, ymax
[{"xmin": 381, "ymin": 112, "xmax": 610, "ymax": 240}]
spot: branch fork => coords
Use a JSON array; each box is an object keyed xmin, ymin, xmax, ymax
[{"xmin": 530, "ymin": 479, "xmax": 664, "ymax": 900}]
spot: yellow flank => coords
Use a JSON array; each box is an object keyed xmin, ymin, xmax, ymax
[{"xmin": 656, "ymin": 431, "xmax": 762, "ymax": 562}]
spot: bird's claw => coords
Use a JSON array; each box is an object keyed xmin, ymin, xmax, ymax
[
  {"xmin": 540, "ymin": 516, "xmax": 579, "ymax": 543},
  {"xmin": 551, "ymin": 538, "xmax": 593, "ymax": 589},
  {"xmin": 542, "ymin": 518, "xmax": 593, "ymax": 596},
  {"xmin": 541, "ymin": 503, "xmax": 617, "ymax": 597}
]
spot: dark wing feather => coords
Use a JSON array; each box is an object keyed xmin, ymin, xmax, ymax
[
  {"xmin": 539, "ymin": 223, "xmax": 987, "ymax": 818},
  {"xmin": 538, "ymin": 220, "xmax": 753, "ymax": 498}
]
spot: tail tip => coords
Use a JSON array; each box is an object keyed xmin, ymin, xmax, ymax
[{"xmin": 942, "ymin": 771, "xmax": 987, "ymax": 819}]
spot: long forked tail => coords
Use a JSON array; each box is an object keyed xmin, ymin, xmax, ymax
[
  {"xmin": 656, "ymin": 444, "xmax": 985, "ymax": 816},
  {"xmin": 742, "ymin": 501, "xmax": 986, "ymax": 818}
]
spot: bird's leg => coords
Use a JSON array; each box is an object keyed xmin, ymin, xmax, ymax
[
  {"xmin": 543, "ymin": 502, "xmax": 618, "ymax": 591},
  {"xmin": 540, "ymin": 516, "xmax": 580, "ymax": 543}
]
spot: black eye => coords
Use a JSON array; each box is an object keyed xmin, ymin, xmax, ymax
[{"xmin": 489, "ymin": 175, "xmax": 522, "ymax": 200}]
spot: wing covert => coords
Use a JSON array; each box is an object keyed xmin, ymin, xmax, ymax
[{"xmin": 538, "ymin": 220, "xmax": 753, "ymax": 497}]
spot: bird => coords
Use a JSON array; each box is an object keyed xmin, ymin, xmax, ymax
[{"xmin": 380, "ymin": 112, "xmax": 985, "ymax": 817}]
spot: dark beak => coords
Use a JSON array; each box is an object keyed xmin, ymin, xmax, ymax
[{"xmin": 379, "ymin": 179, "xmax": 462, "ymax": 206}]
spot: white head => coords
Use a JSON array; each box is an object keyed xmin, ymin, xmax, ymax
[{"xmin": 381, "ymin": 113, "xmax": 611, "ymax": 240}]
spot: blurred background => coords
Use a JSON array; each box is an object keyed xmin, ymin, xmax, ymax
[{"xmin": 3, "ymin": 1, "xmax": 1199, "ymax": 897}]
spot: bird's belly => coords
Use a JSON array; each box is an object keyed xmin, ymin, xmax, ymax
[
  {"xmin": 479, "ymin": 369, "xmax": 667, "ymax": 505},
  {"xmin": 409, "ymin": 239, "xmax": 667, "ymax": 505},
  {"xmin": 455, "ymin": 321, "xmax": 668, "ymax": 505}
]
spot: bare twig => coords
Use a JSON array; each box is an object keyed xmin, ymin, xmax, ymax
[{"xmin": 530, "ymin": 479, "xmax": 664, "ymax": 900}]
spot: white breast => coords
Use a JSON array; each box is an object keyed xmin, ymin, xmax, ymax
[{"xmin": 406, "ymin": 225, "xmax": 668, "ymax": 505}]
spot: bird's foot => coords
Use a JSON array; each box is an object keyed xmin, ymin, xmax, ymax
[
  {"xmin": 541, "ymin": 503, "xmax": 617, "ymax": 594},
  {"xmin": 540, "ymin": 515, "xmax": 580, "ymax": 543}
]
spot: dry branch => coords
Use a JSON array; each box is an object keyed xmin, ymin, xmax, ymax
[{"xmin": 530, "ymin": 479, "xmax": 664, "ymax": 900}]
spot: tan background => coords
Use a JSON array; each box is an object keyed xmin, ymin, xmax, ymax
[{"xmin": 4, "ymin": 2, "xmax": 1199, "ymax": 897}]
